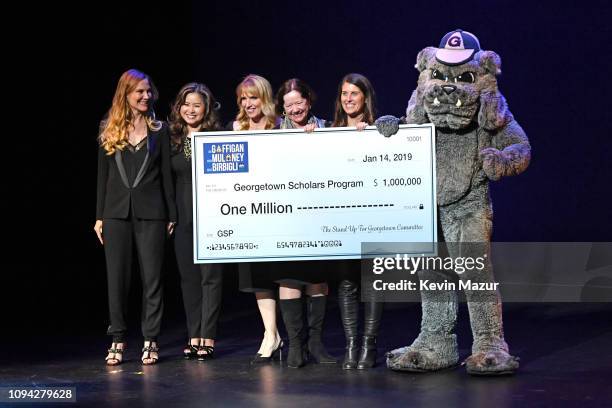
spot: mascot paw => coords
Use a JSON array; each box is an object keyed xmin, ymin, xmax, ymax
[
  {"xmin": 464, "ymin": 350, "xmax": 519, "ymax": 376},
  {"xmin": 386, "ymin": 345, "xmax": 458, "ymax": 372},
  {"xmin": 480, "ymin": 147, "xmax": 508, "ymax": 181},
  {"xmin": 375, "ymin": 115, "xmax": 400, "ymax": 137}
]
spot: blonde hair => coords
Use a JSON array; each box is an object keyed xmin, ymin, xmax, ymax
[
  {"xmin": 99, "ymin": 69, "xmax": 162, "ymax": 154},
  {"xmin": 235, "ymin": 74, "xmax": 277, "ymax": 130}
]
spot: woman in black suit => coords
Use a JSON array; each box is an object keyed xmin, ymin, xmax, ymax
[
  {"xmin": 168, "ymin": 82, "xmax": 223, "ymax": 361},
  {"xmin": 94, "ymin": 69, "xmax": 176, "ymax": 366}
]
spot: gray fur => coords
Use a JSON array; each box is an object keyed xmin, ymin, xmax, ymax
[
  {"xmin": 386, "ymin": 269, "xmax": 458, "ymax": 371},
  {"xmin": 386, "ymin": 41, "xmax": 530, "ymax": 375},
  {"xmin": 375, "ymin": 115, "xmax": 401, "ymax": 137}
]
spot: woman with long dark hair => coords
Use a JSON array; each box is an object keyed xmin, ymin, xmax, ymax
[
  {"xmin": 332, "ymin": 73, "xmax": 376, "ymax": 129},
  {"xmin": 168, "ymin": 82, "xmax": 224, "ymax": 361},
  {"xmin": 332, "ymin": 73, "xmax": 384, "ymax": 370}
]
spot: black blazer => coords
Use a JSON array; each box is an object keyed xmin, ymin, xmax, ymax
[{"xmin": 96, "ymin": 122, "xmax": 176, "ymax": 221}]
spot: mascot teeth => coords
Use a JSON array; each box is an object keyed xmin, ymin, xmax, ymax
[
  {"xmin": 455, "ymin": 99, "xmax": 462, "ymax": 108},
  {"xmin": 433, "ymin": 97, "xmax": 440, "ymax": 106}
]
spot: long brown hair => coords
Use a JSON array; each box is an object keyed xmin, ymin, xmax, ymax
[
  {"xmin": 98, "ymin": 69, "xmax": 162, "ymax": 154},
  {"xmin": 332, "ymin": 73, "xmax": 376, "ymax": 127},
  {"xmin": 168, "ymin": 82, "xmax": 220, "ymax": 145},
  {"xmin": 235, "ymin": 74, "xmax": 277, "ymax": 130}
]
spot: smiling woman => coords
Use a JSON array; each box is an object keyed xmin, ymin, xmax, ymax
[
  {"xmin": 273, "ymin": 78, "xmax": 336, "ymax": 368},
  {"xmin": 332, "ymin": 73, "xmax": 377, "ymax": 130},
  {"xmin": 230, "ymin": 74, "xmax": 284, "ymax": 365},
  {"xmin": 230, "ymin": 74, "xmax": 277, "ymax": 131},
  {"xmin": 330, "ymin": 73, "xmax": 384, "ymax": 370},
  {"xmin": 276, "ymin": 78, "xmax": 329, "ymax": 131},
  {"xmin": 168, "ymin": 82, "xmax": 223, "ymax": 362},
  {"xmin": 95, "ymin": 69, "xmax": 176, "ymax": 367}
]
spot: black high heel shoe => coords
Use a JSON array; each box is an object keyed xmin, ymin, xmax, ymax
[
  {"xmin": 198, "ymin": 345, "xmax": 215, "ymax": 361},
  {"xmin": 251, "ymin": 341, "xmax": 284, "ymax": 364},
  {"xmin": 184, "ymin": 344, "xmax": 199, "ymax": 359}
]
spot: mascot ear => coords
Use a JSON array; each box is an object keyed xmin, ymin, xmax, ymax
[
  {"xmin": 406, "ymin": 89, "xmax": 428, "ymax": 124},
  {"xmin": 415, "ymin": 47, "xmax": 436, "ymax": 72},
  {"xmin": 476, "ymin": 50, "xmax": 510, "ymax": 130},
  {"xmin": 406, "ymin": 47, "xmax": 436, "ymax": 124},
  {"xmin": 477, "ymin": 50, "xmax": 502, "ymax": 75}
]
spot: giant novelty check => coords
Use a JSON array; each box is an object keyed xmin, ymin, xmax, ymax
[{"xmin": 192, "ymin": 124, "xmax": 437, "ymax": 263}]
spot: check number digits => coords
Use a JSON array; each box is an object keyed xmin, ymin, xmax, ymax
[
  {"xmin": 277, "ymin": 240, "xmax": 343, "ymax": 249},
  {"xmin": 208, "ymin": 242, "xmax": 258, "ymax": 251}
]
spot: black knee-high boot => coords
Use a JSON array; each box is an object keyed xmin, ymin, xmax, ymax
[
  {"xmin": 338, "ymin": 279, "xmax": 359, "ymax": 369},
  {"xmin": 306, "ymin": 296, "xmax": 337, "ymax": 364},
  {"xmin": 357, "ymin": 301, "xmax": 383, "ymax": 369},
  {"xmin": 280, "ymin": 298, "xmax": 306, "ymax": 368}
]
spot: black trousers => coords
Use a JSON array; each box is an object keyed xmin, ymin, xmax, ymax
[
  {"xmin": 174, "ymin": 226, "xmax": 223, "ymax": 339},
  {"xmin": 104, "ymin": 217, "xmax": 166, "ymax": 342}
]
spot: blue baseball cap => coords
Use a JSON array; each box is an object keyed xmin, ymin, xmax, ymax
[{"xmin": 435, "ymin": 29, "xmax": 481, "ymax": 65}]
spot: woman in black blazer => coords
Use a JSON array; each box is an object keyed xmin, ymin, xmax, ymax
[
  {"xmin": 168, "ymin": 82, "xmax": 223, "ymax": 361},
  {"xmin": 94, "ymin": 69, "xmax": 176, "ymax": 366}
]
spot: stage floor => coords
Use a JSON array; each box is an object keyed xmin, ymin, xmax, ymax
[{"xmin": 1, "ymin": 303, "xmax": 611, "ymax": 407}]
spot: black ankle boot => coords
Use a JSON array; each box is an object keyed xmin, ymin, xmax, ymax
[
  {"xmin": 343, "ymin": 336, "xmax": 359, "ymax": 369},
  {"xmin": 306, "ymin": 296, "xmax": 337, "ymax": 364},
  {"xmin": 357, "ymin": 336, "xmax": 377, "ymax": 369},
  {"xmin": 280, "ymin": 298, "xmax": 306, "ymax": 368}
]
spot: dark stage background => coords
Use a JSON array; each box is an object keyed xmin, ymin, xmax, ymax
[{"xmin": 7, "ymin": 0, "xmax": 611, "ymax": 339}]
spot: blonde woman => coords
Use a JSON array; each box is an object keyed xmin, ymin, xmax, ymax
[
  {"xmin": 229, "ymin": 74, "xmax": 277, "ymax": 131},
  {"xmin": 95, "ymin": 69, "xmax": 176, "ymax": 366},
  {"xmin": 231, "ymin": 74, "xmax": 283, "ymax": 363}
]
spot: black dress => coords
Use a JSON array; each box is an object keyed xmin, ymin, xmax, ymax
[
  {"xmin": 234, "ymin": 118, "xmax": 328, "ymax": 288},
  {"xmin": 221, "ymin": 121, "xmax": 276, "ymax": 292},
  {"xmin": 272, "ymin": 116, "xmax": 330, "ymax": 286}
]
